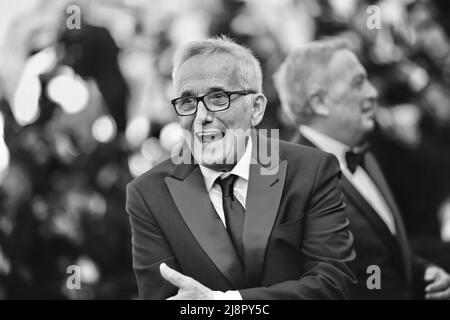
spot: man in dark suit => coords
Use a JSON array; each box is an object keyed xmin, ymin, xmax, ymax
[
  {"xmin": 125, "ymin": 36, "xmax": 356, "ymax": 300},
  {"xmin": 274, "ymin": 38, "xmax": 450, "ymax": 299}
]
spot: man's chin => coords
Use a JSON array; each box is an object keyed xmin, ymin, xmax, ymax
[
  {"xmin": 364, "ymin": 121, "xmax": 376, "ymax": 133},
  {"xmin": 361, "ymin": 116, "xmax": 376, "ymax": 131},
  {"xmin": 194, "ymin": 150, "xmax": 238, "ymax": 169},
  {"xmin": 358, "ymin": 121, "xmax": 375, "ymax": 141},
  {"xmin": 193, "ymin": 151, "xmax": 223, "ymax": 165},
  {"xmin": 201, "ymin": 162, "xmax": 234, "ymax": 172}
]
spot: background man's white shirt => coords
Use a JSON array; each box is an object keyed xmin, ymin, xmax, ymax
[{"xmin": 299, "ymin": 125, "xmax": 396, "ymax": 235}]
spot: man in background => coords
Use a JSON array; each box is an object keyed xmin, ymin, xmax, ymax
[{"xmin": 274, "ymin": 38, "xmax": 450, "ymax": 299}]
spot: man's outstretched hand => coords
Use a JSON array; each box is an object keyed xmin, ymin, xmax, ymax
[
  {"xmin": 160, "ymin": 263, "xmax": 214, "ymax": 300},
  {"xmin": 425, "ymin": 265, "xmax": 450, "ymax": 299}
]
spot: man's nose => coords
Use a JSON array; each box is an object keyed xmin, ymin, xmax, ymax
[
  {"xmin": 195, "ymin": 101, "xmax": 213, "ymax": 124},
  {"xmin": 366, "ymin": 81, "xmax": 379, "ymax": 100}
]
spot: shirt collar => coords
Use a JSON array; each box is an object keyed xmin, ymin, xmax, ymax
[
  {"xmin": 199, "ymin": 136, "xmax": 252, "ymax": 192},
  {"xmin": 299, "ymin": 125, "xmax": 350, "ymax": 169}
]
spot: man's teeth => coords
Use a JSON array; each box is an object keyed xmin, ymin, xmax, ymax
[{"xmin": 198, "ymin": 132, "xmax": 223, "ymax": 143}]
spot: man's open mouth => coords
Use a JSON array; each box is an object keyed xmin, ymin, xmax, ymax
[
  {"xmin": 361, "ymin": 102, "xmax": 377, "ymax": 115},
  {"xmin": 195, "ymin": 130, "xmax": 225, "ymax": 144},
  {"xmin": 361, "ymin": 102, "xmax": 377, "ymax": 112}
]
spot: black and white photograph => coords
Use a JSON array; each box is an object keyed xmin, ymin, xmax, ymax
[{"xmin": 1, "ymin": 0, "xmax": 450, "ymax": 307}]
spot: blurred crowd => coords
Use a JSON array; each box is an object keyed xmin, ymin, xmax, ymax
[{"xmin": 0, "ymin": 0, "xmax": 450, "ymax": 299}]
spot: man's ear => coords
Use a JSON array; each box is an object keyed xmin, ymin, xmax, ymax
[
  {"xmin": 308, "ymin": 90, "xmax": 330, "ymax": 117},
  {"xmin": 251, "ymin": 93, "xmax": 267, "ymax": 126}
]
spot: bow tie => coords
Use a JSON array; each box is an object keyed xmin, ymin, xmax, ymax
[{"xmin": 345, "ymin": 144, "xmax": 370, "ymax": 174}]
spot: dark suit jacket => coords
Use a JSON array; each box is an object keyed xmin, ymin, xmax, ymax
[
  {"xmin": 126, "ymin": 131, "xmax": 356, "ymax": 299},
  {"xmin": 293, "ymin": 133, "xmax": 428, "ymax": 299}
]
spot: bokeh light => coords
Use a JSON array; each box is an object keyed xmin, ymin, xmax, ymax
[
  {"xmin": 0, "ymin": 113, "xmax": 10, "ymax": 182},
  {"xmin": 128, "ymin": 152, "xmax": 153, "ymax": 178},
  {"xmin": 88, "ymin": 193, "xmax": 107, "ymax": 218},
  {"xmin": 47, "ymin": 67, "xmax": 89, "ymax": 114},
  {"xmin": 77, "ymin": 256, "xmax": 101, "ymax": 285},
  {"xmin": 159, "ymin": 121, "xmax": 184, "ymax": 153},
  {"xmin": 141, "ymin": 137, "xmax": 164, "ymax": 163},
  {"xmin": 91, "ymin": 115, "xmax": 117, "ymax": 143},
  {"xmin": 125, "ymin": 116, "xmax": 150, "ymax": 148},
  {"xmin": 12, "ymin": 47, "xmax": 57, "ymax": 126},
  {"xmin": 12, "ymin": 71, "xmax": 41, "ymax": 126}
]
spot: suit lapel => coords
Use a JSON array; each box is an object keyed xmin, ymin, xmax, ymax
[
  {"xmin": 364, "ymin": 153, "xmax": 406, "ymax": 236},
  {"xmin": 243, "ymin": 132, "xmax": 287, "ymax": 285},
  {"xmin": 295, "ymin": 132, "xmax": 412, "ymax": 282},
  {"xmin": 363, "ymin": 153, "xmax": 412, "ymax": 282},
  {"xmin": 292, "ymin": 131, "xmax": 309, "ymax": 147},
  {"xmin": 165, "ymin": 165, "xmax": 246, "ymax": 289},
  {"xmin": 341, "ymin": 177, "xmax": 399, "ymax": 247},
  {"xmin": 297, "ymin": 134, "xmax": 393, "ymax": 240},
  {"xmin": 165, "ymin": 132, "xmax": 287, "ymax": 288}
]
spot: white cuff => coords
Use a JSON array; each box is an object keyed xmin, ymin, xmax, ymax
[{"xmin": 212, "ymin": 290, "xmax": 243, "ymax": 300}]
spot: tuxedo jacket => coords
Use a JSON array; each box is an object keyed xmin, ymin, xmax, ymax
[
  {"xmin": 292, "ymin": 133, "xmax": 428, "ymax": 299},
  {"xmin": 126, "ymin": 132, "xmax": 356, "ymax": 299}
]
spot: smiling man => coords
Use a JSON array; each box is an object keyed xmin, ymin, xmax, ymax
[
  {"xmin": 125, "ymin": 36, "xmax": 356, "ymax": 300},
  {"xmin": 274, "ymin": 38, "xmax": 450, "ymax": 299},
  {"xmin": 173, "ymin": 50, "xmax": 256, "ymax": 171}
]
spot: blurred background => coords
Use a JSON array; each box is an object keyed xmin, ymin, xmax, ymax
[{"xmin": 0, "ymin": 0, "xmax": 450, "ymax": 299}]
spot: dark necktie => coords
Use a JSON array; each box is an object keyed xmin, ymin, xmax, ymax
[
  {"xmin": 345, "ymin": 144, "xmax": 370, "ymax": 174},
  {"xmin": 217, "ymin": 174, "xmax": 245, "ymax": 261}
]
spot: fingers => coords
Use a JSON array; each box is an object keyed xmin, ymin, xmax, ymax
[
  {"xmin": 425, "ymin": 268, "xmax": 450, "ymax": 294},
  {"xmin": 426, "ymin": 288, "xmax": 450, "ymax": 300},
  {"xmin": 160, "ymin": 263, "xmax": 194, "ymax": 290},
  {"xmin": 424, "ymin": 266, "xmax": 438, "ymax": 283},
  {"xmin": 426, "ymin": 277, "xmax": 449, "ymax": 294},
  {"xmin": 160, "ymin": 263, "xmax": 213, "ymax": 300},
  {"xmin": 165, "ymin": 288, "xmax": 184, "ymax": 300}
]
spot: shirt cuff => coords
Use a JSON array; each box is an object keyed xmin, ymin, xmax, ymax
[{"xmin": 212, "ymin": 290, "xmax": 243, "ymax": 300}]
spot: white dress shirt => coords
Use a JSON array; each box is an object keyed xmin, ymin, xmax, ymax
[
  {"xmin": 199, "ymin": 137, "xmax": 252, "ymax": 227},
  {"xmin": 299, "ymin": 125, "xmax": 396, "ymax": 235},
  {"xmin": 198, "ymin": 137, "xmax": 253, "ymax": 300}
]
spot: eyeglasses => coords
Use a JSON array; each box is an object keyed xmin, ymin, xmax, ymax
[{"xmin": 171, "ymin": 90, "xmax": 256, "ymax": 116}]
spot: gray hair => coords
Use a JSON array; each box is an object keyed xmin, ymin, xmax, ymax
[
  {"xmin": 172, "ymin": 35, "xmax": 263, "ymax": 92},
  {"xmin": 273, "ymin": 38, "xmax": 349, "ymax": 125}
]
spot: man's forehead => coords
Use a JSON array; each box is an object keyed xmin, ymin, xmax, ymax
[
  {"xmin": 328, "ymin": 49, "xmax": 366, "ymax": 78},
  {"xmin": 174, "ymin": 53, "xmax": 242, "ymax": 94},
  {"xmin": 333, "ymin": 49, "xmax": 364, "ymax": 68}
]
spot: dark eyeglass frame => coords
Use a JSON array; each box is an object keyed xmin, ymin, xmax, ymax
[{"xmin": 171, "ymin": 90, "xmax": 257, "ymax": 116}]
